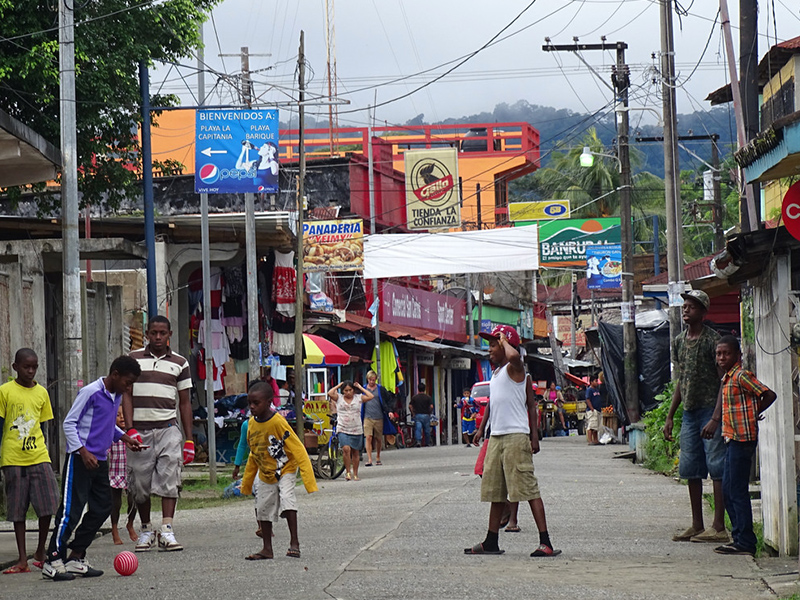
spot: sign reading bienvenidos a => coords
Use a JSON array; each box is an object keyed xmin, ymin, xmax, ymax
[
  {"xmin": 302, "ymin": 219, "xmax": 364, "ymax": 272},
  {"xmin": 404, "ymin": 148, "xmax": 461, "ymax": 230}
]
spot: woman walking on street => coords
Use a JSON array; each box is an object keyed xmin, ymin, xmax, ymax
[{"xmin": 328, "ymin": 381, "xmax": 374, "ymax": 481}]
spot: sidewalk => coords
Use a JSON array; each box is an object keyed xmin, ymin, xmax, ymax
[{"xmin": 0, "ymin": 436, "xmax": 797, "ymax": 598}]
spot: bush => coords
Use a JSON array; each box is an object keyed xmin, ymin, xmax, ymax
[{"xmin": 642, "ymin": 381, "xmax": 682, "ymax": 475}]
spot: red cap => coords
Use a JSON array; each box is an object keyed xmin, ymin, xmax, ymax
[{"xmin": 479, "ymin": 324, "xmax": 521, "ymax": 348}]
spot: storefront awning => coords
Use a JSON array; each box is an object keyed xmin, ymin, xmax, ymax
[
  {"xmin": 396, "ymin": 338, "xmax": 488, "ymax": 359},
  {"xmin": 363, "ymin": 224, "xmax": 539, "ymax": 279},
  {"xmin": 528, "ymin": 353, "xmax": 593, "ymax": 369}
]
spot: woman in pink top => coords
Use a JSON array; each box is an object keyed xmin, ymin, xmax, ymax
[{"xmin": 547, "ymin": 382, "xmax": 567, "ymax": 430}]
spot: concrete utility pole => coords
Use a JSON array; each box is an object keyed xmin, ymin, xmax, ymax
[
  {"xmin": 198, "ymin": 31, "xmax": 217, "ymax": 485},
  {"xmin": 241, "ymin": 47, "xmax": 260, "ymax": 384},
  {"xmin": 543, "ymin": 39, "xmax": 639, "ymax": 421},
  {"xmin": 367, "ymin": 107, "xmax": 381, "ymax": 381},
  {"xmin": 139, "ymin": 62, "xmax": 158, "ymax": 318},
  {"xmin": 293, "ymin": 32, "xmax": 306, "ymax": 439},
  {"xmin": 659, "ymin": 0, "xmax": 684, "ymax": 364},
  {"xmin": 60, "ymin": 0, "xmax": 83, "ymax": 439}
]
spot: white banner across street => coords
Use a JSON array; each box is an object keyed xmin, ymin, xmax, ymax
[{"xmin": 363, "ymin": 224, "xmax": 539, "ymax": 279}]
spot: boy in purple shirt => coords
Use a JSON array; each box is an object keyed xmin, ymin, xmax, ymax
[{"xmin": 43, "ymin": 356, "xmax": 144, "ymax": 581}]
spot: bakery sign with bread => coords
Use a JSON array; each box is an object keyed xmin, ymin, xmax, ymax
[{"xmin": 303, "ymin": 218, "xmax": 364, "ymax": 272}]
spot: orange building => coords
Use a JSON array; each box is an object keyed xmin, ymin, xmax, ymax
[{"xmin": 149, "ymin": 111, "xmax": 540, "ymax": 230}]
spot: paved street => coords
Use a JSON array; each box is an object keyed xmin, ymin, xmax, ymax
[{"xmin": 0, "ymin": 436, "xmax": 795, "ymax": 599}]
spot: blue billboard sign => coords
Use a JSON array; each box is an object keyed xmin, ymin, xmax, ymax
[
  {"xmin": 586, "ymin": 244, "xmax": 622, "ymax": 290},
  {"xmin": 195, "ymin": 109, "xmax": 279, "ymax": 194}
]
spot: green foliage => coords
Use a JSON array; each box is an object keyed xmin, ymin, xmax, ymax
[
  {"xmin": 642, "ymin": 381, "xmax": 681, "ymax": 475},
  {"xmin": 0, "ymin": 0, "xmax": 219, "ymax": 212}
]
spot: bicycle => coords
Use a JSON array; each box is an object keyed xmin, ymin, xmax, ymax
[
  {"xmin": 315, "ymin": 417, "xmax": 345, "ymax": 479},
  {"xmin": 388, "ymin": 412, "xmax": 415, "ymax": 449}
]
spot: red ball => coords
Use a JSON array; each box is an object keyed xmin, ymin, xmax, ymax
[{"xmin": 114, "ymin": 551, "xmax": 138, "ymax": 576}]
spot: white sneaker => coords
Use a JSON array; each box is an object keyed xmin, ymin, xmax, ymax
[
  {"xmin": 64, "ymin": 557, "xmax": 103, "ymax": 577},
  {"xmin": 158, "ymin": 524, "xmax": 183, "ymax": 552},
  {"xmin": 135, "ymin": 528, "xmax": 157, "ymax": 552},
  {"xmin": 42, "ymin": 558, "xmax": 75, "ymax": 581}
]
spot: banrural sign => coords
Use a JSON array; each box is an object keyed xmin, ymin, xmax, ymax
[
  {"xmin": 524, "ymin": 218, "xmax": 621, "ymax": 268},
  {"xmin": 404, "ymin": 148, "xmax": 461, "ymax": 230}
]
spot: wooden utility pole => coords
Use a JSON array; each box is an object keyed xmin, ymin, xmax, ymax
[
  {"xmin": 614, "ymin": 43, "xmax": 640, "ymax": 423},
  {"xmin": 367, "ymin": 107, "xmax": 381, "ymax": 381},
  {"xmin": 739, "ymin": 0, "xmax": 760, "ymax": 225},
  {"xmin": 719, "ymin": 0, "xmax": 758, "ymax": 232},
  {"xmin": 293, "ymin": 32, "xmax": 306, "ymax": 439},
  {"xmin": 543, "ymin": 39, "xmax": 639, "ymax": 421}
]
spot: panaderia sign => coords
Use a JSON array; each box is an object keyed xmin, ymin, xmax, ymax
[
  {"xmin": 381, "ymin": 282, "xmax": 466, "ymax": 338},
  {"xmin": 404, "ymin": 148, "xmax": 461, "ymax": 230},
  {"xmin": 302, "ymin": 219, "xmax": 364, "ymax": 271}
]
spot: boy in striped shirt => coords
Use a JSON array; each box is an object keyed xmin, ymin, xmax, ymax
[{"xmin": 702, "ymin": 335, "xmax": 776, "ymax": 556}]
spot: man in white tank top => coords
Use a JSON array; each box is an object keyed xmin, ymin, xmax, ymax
[{"xmin": 464, "ymin": 325, "xmax": 559, "ymax": 557}]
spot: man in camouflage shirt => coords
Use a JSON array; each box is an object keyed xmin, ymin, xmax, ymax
[{"xmin": 662, "ymin": 290, "xmax": 728, "ymax": 544}]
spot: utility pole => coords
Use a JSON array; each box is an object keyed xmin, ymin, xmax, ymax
[
  {"xmin": 659, "ymin": 0, "xmax": 684, "ymax": 364},
  {"xmin": 293, "ymin": 32, "xmax": 306, "ymax": 439},
  {"xmin": 711, "ymin": 138, "xmax": 723, "ymax": 252},
  {"xmin": 476, "ymin": 183, "xmax": 482, "ymax": 230},
  {"xmin": 367, "ymin": 107, "xmax": 381, "ymax": 381},
  {"xmin": 60, "ymin": 0, "xmax": 83, "ymax": 457},
  {"xmin": 241, "ymin": 47, "xmax": 261, "ymax": 384},
  {"xmin": 198, "ymin": 29, "xmax": 217, "ymax": 484},
  {"xmin": 636, "ymin": 132, "xmax": 723, "ymax": 252},
  {"xmin": 739, "ymin": 0, "xmax": 760, "ymax": 226},
  {"xmin": 614, "ymin": 43, "xmax": 640, "ymax": 423},
  {"xmin": 139, "ymin": 62, "xmax": 158, "ymax": 318},
  {"xmin": 466, "ymin": 272, "xmax": 475, "ymax": 347},
  {"xmin": 543, "ymin": 39, "xmax": 639, "ymax": 421},
  {"xmin": 719, "ymin": 0, "xmax": 758, "ymax": 232}
]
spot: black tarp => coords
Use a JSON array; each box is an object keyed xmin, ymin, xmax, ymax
[{"xmin": 598, "ymin": 320, "xmax": 671, "ymax": 425}]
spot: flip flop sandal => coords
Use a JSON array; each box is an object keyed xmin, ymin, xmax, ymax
[
  {"xmin": 376, "ymin": 461, "xmax": 382, "ymax": 465},
  {"xmin": 345, "ymin": 472, "xmax": 351, "ymax": 481},
  {"xmin": 245, "ymin": 552, "xmax": 273, "ymax": 560},
  {"xmin": 31, "ymin": 561, "xmax": 43, "ymax": 570},
  {"xmin": 364, "ymin": 463, "xmax": 373, "ymax": 467},
  {"xmin": 464, "ymin": 543, "xmax": 504, "ymax": 555},
  {"xmin": 531, "ymin": 544, "xmax": 562, "ymax": 557},
  {"xmin": 505, "ymin": 525, "xmax": 522, "ymax": 533},
  {"xmin": 3, "ymin": 565, "xmax": 31, "ymax": 574},
  {"xmin": 286, "ymin": 548, "xmax": 301, "ymax": 558}
]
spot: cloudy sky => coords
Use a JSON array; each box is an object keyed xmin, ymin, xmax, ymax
[{"xmin": 153, "ymin": 0, "xmax": 800, "ymax": 128}]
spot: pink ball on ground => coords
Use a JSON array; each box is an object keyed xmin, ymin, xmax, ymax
[{"xmin": 114, "ymin": 551, "xmax": 138, "ymax": 576}]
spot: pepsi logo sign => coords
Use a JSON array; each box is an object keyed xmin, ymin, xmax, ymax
[{"xmin": 199, "ymin": 164, "xmax": 219, "ymax": 184}]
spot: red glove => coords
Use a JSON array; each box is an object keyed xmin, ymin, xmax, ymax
[
  {"xmin": 126, "ymin": 428, "xmax": 143, "ymax": 444},
  {"xmin": 183, "ymin": 440, "xmax": 195, "ymax": 465}
]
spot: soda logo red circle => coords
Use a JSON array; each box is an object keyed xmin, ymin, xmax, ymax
[
  {"xmin": 199, "ymin": 163, "xmax": 220, "ymax": 184},
  {"xmin": 781, "ymin": 181, "xmax": 800, "ymax": 242}
]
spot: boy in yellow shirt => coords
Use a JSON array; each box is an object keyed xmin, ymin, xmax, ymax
[
  {"xmin": 0, "ymin": 348, "xmax": 60, "ymax": 574},
  {"xmin": 241, "ymin": 382, "xmax": 317, "ymax": 560}
]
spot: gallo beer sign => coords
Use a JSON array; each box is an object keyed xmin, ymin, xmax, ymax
[
  {"xmin": 782, "ymin": 181, "xmax": 800, "ymax": 242},
  {"xmin": 404, "ymin": 148, "xmax": 461, "ymax": 230}
]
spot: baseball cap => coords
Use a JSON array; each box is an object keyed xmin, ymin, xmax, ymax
[
  {"xmin": 478, "ymin": 324, "xmax": 521, "ymax": 348},
  {"xmin": 680, "ymin": 289, "xmax": 710, "ymax": 310}
]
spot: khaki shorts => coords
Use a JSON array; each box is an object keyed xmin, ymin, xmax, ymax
[
  {"xmin": 363, "ymin": 418, "xmax": 383, "ymax": 439},
  {"xmin": 254, "ymin": 473, "xmax": 298, "ymax": 522},
  {"xmin": 480, "ymin": 433, "xmax": 540, "ymax": 503},
  {"xmin": 127, "ymin": 426, "xmax": 183, "ymax": 502},
  {"xmin": 586, "ymin": 409, "xmax": 600, "ymax": 431}
]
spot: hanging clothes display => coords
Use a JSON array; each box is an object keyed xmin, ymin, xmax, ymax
[{"xmin": 273, "ymin": 250, "xmax": 296, "ymax": 318}]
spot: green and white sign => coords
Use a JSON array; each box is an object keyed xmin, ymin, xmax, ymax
[{"xmin": 518, "ymin": 218, "xmax": 620, "ymax": 267}]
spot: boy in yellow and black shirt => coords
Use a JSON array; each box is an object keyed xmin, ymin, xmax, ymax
[{"xmin": 241, "ymin": 381, "xmax": 317, "ymax": 561}]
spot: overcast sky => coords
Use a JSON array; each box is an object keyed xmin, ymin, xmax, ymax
[{"xmin": 153, "ymin": 0, "xmax": 800, "ymax": 129}]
